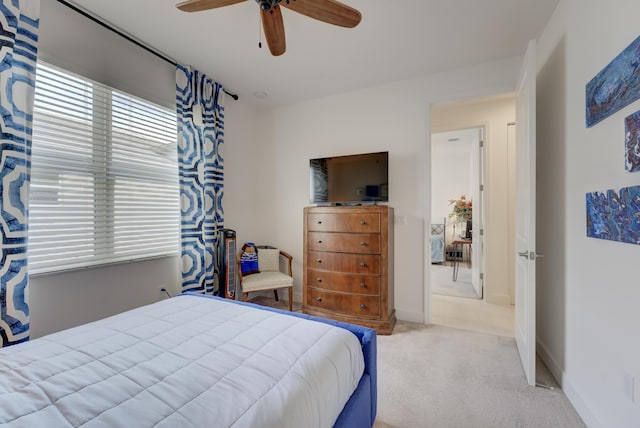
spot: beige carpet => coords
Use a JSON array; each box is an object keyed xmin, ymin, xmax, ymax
[
  {"xmin": 374, "ymin": 322, "xmax": 585, "ymax": 428},
  {"xmin": 431, "ymin": 264, "xmax": 480, "ymax": 300}
]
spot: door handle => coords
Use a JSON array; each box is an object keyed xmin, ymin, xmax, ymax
[{"xmin": 518, "ymin": 251, "xmax": 545, "ymax": 260}]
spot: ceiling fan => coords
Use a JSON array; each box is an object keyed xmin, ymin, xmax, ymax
[{"xmin": 175, "ymin": 0, "xmax": 362, "ymax": 56}]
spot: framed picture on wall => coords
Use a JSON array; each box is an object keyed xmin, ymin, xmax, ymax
[
  {"xmin": 586, "ymin": 185, "xmax": 640, "ymax": 244},
  {"xmin": 586, "ymin": 34, "xmax": 640, "ymax": 127}
]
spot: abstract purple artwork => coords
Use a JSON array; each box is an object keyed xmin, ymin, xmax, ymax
[
  {"xmin": 586, "ymin": 185, "xmax": 640, "ymax": 245},
  {"xmin": 586, "ymin": 35, "xmax": 640, "ymax": 127},
  {"xmin": 625, "ymin": 110, "xmax": 640, "ymax": 172}
]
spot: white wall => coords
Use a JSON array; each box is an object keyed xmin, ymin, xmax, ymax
[
  {"xmin": 431, "ymin": 96, "xmax": 516, "ymax": 305},
  {"xmin": 222, "ymin": 57, "xmax": 521, "ymax": 322},
  {"xmin": 39, "ymin": 0, "xmax": 175, "ymax": 109},
  {"xmin": 222, "ymin": 99, "xmax": 273, "ymax": 248},
  {"xmin": 537, "ymin": 0, "xmax": 640, "ymax": 426},
  {"xmin": 29, "ymin": 257, "xmax": 180, "ymax": 338},
  {"xmin": 431, "ymin": 129, "xmax": 474, "ymax": 228}
]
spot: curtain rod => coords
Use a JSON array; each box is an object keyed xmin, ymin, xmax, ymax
[{"xmin": 55, "ymin": 0, "xmax": 239, "ymax": 101}]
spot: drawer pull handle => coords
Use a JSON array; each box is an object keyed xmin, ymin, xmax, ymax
[
  {"xmin": 360, "ymin": 220, "xmax": 366, "ymax": 225},
  {"xmin": 360, "ymin": 241, "xmax": 367, "ymax": 246},
  {"xmin": 317, "ymin": 259, "xmax": 322, "ymax": 263},
  {"xmin": 317, "ymin": 297, "xmax": 322, "ymax": 302},
  {"xmin": 316, "ymin": 278, "xmax": 322, "ymax": 283},
  {"xmin": 359, "ymin": 262, "xmax": 366, "ymax": 267},
  {"xmin": 360, "ymin": 304, "xmax": 366, "ymax": 309},
  {"xmin": 317, "ymin": 240, "xmax": 322, "ymax": 244},
  {"xmin": 360, "ymin": 283, "xmax": 366, "ymax": 288}
]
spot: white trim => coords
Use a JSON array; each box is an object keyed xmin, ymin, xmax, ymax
[
  {"xmin": 422, "ymin": 82, "xmax": 521, "ymax": 324},
  {"xmin": 537, "ymin": 339, "xmax": 603, "ymax": 428},
  {"xmin": 28, "ymin": 253, "xmax": 179, "ymax": 278},
  {"xmin": 423, "ymin": 100, "xmax": 432, "ymax": 324},
  {"xmin": 562, "ymin": 374, "xmax": 604, "ymax": 428},
  {"xmin": 395, "ymin": 309, "xmax": 425, "ymax": 324},
  {"xmin": 537, "ymin": 339, "xmax": 563, "ymax": 386}
]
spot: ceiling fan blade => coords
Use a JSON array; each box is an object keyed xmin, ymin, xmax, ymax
[
  {"xmin": 281, "ymin": 0, "xmax": 361, "ymax": 28},
  {"xmin": 261, "ymin": 6, "xmax": 286, "ymax": 56},
  {"xmin": 176, "ymin": 0, "xmax": 247, "ymax": 13}
]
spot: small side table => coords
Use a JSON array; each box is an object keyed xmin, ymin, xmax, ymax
[{"xmin": 451, "ymin": 239, "xmax": 472, "ymax": 281}]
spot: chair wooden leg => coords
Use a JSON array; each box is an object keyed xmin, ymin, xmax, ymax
[
  {"xmin": 242, "ymin": 292, "xmax": 249, "ymax": 302},
  {"xmin": 273, "ymin": 290, "xmax": 279, "ymax": 301},
  {"xmin": 288, "ymin": 287, "xmax": 293, "ymax": 311}
]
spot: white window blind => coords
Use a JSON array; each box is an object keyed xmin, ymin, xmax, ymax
[{"xmin": 29, "ymin": 62, "xmax": 179, "ymax": 274}]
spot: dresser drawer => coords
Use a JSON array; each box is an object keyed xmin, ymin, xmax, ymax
[
  {"xmin": 307, "ymin": 269, "xmax": 380, "ymax": 295},
  {"xmin": 307, "ymin": 288, "xmax": 380, "ymax": 318},
  {"xmin": 307, "ymin": 251, "xmax": 380, "ymax": 274},
  {"xmin": 307, "ymin": 213, "xmax": 380, "ymax": 233},
  {"xmin": 307, "ymin": 232, "xmax": 381, "ymax": 254}
]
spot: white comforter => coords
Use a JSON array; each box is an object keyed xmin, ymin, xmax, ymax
[{"xmin": 0, "ymin": 295, "xmax": 364, "ymax": 427}]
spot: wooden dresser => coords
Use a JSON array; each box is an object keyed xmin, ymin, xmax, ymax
[{"xmin": 303, "ymin": 205, "xmax": 395, "ymax": 334}]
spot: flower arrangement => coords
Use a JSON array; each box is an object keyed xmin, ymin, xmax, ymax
[{"xmin": 448, "ymin": 195, "xmax": 472, "ymax": 223}]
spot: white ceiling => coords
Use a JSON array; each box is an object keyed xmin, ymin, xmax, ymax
[{"xmin": 67, "ymin": 0, "xmax": 559, "ymax": 108}]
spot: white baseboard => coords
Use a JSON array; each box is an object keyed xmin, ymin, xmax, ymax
[
  {"xmin": 395, "ymin": 308, "xmax": 424, "ymax": 324},
  {"xmin": 537, "ymin": 340, "xmax": 603, "ymax": 428},
  {"xmin": 537, "ymin": 339, "xmax": 563, "ymax": 386},
  {"xmin": 562, "ymin": 374, "xmax": 603, "ymax": 428},
  {"xmin": 484, "ymin": 292, "xmax": 511, "ymax": 306}
]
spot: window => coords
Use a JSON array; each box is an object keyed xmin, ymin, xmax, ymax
[{"xmin": 29, "ymin": 62, "xmax": 179, "ymax": 274}]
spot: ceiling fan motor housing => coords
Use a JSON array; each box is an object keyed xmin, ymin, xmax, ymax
[
  {"xmin": 256, "ymin": 0, "xmax": 281, "ymax": 11},
  {"xmin": 178, "ymin": 0, "xmax": 361, "ymax": 56}
]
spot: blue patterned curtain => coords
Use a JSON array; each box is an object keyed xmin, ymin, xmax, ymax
[
  {"xmin": 0, "ymin": 0, "xmax": 40, "ymax": 347},
  {"xmin": 176, "ymin": 65, "xmax": 225, "ymax": 294}
]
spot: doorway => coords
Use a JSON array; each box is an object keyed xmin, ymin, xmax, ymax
[
  {"xmin": 430, "ymin": 127, "xmax": 484, "ymax": 300},
  {"xmin": 427, "ymin": 94, "xmax": 516, "ymax": 337}
]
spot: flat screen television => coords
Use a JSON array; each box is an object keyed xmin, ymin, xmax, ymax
[{"xmin": 309, "ymin": 151, "xmax": 388, "ymax": 205}]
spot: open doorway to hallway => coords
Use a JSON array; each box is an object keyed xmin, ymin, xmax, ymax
[
  {"xmin": 428, "ymin": 93, "xmax": 517, "ymax": 337},
  {"xmin": 430, "ymin": 127, "xmax": 484, "ymax": 300}
]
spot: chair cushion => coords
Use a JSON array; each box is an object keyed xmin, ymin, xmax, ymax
[
  {"xmin": 242, "ymin": 271, "xmax": 293, "ymax": 293},
  {"xmin": 258, "ymin": 248, "xmax": 280, "ymax": 272}
]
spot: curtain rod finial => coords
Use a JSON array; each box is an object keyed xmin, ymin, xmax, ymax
[{"xmin": 224, "ymin": 90, "xmax": 239, "ymax": 101}]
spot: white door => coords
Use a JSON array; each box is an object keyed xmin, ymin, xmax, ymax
[
  {"xmin": 470, "ymin": 129, "xmax": 484, "ymax": 297},
  {"xmin": 507, "ymin": 123, "xmax": 517, "ymax": 305},
  {"xmin": 515, "ymin": 40, "xmax": 537, "ymax": 386}
]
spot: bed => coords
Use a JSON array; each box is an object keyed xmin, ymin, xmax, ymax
[
  {"xmin": 431, "ymin": 218, "xmax": 446, "ymax": 263},
  {"xmin": 0, "ymin": 293, "xmax": 376, "ymax": 428}
]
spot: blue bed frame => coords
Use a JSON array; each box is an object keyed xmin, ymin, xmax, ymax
[{"xmin": 187, "ymin": 293, "xmax": 377, "ymax": 428}]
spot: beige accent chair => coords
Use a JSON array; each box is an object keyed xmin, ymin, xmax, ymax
[{"xmin": 238, "ymin": 247, "xmax": 293, "ymax": 311}]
